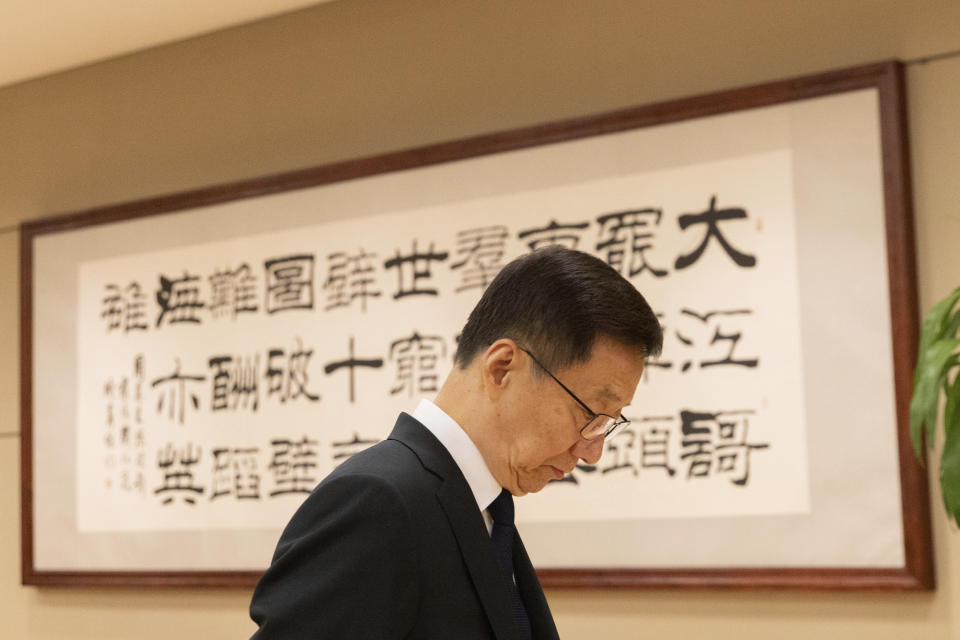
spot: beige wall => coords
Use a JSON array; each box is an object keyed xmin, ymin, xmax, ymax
[{"xmin": 2, "ymin": 1, "xmax": 959, "ymax": 637}]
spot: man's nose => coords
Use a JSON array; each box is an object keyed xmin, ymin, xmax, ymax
[{"xmin": 572, "ymin": 435, "xmax": 604, "ymax": 465}]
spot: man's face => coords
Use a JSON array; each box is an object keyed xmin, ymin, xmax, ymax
[{"xmin": 497, "ymin": 336, "xmax": 645, "ymax": 496}]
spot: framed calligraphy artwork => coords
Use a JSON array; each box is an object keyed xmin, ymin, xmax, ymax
[{"xmin": 20, "ymin": 60, "xmax": 931, "ymax": 589}]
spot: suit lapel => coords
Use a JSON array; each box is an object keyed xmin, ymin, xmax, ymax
[
  {"xmin": 436, "ymin": 481, "xmax": 522, "ymax": 640},
  {"xmin": 389, "ymin": 414, "xmax": 521, "ymax": 640}
]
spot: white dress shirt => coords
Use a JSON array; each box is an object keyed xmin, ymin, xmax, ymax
[{"xmin": 412, "ymin": 398, "xmax": 502, "ymax": 534}]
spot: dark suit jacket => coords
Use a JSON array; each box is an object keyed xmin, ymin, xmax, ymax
[{"xmin": 250, "ymin": 413, "xmax": 560, "ymax": 639}]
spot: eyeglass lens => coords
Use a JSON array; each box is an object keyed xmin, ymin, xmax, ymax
[{"xmin": 581, "ymin": 414, "xmax": 621, "ymax": 440}]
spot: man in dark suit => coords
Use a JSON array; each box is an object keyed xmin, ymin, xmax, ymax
[{"xmin": 249, "ymin": 246, "xmax": 662, "ymax": 639}]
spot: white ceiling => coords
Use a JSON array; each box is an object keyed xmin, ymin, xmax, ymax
[{"xmin": 0, "ymin": 0, "xmax": 335, "ymax": 89}]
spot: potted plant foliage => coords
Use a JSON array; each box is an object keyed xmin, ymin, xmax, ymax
[{"xmin": 911, "ymin": 285, "xmax": 960, "ymax": 526}]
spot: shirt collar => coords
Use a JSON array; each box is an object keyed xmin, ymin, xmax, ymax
[{"xmin": 412, "ymin": 398, "xmax": 502, "ymax": 511}]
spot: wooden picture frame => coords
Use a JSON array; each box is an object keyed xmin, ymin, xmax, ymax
[{"xmin": 21, "ymin": 60, "xmax": 931, "ymax": 590}]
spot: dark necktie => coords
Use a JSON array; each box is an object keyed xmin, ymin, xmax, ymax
[{"xmin": 488, "ymin": 488, "xmax": 533, "ymax": 640}]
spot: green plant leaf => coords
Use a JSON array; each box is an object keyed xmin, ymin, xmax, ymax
[
  {"xmin": 913, "ymin": 287, "xmax": 960, "ymax": 523},
  {"xmin": 911, "ymin": 383, "xmax": 931, "ymax": 460},
  {"xmin": 914, "ymin": 287, "xmax": 960, "ymax": 402},
  {"xmin": 917, "ymin": 286, "xmax": 960, "ymax": 362},
  {"xmin": 945, "ymin": 306, "xmax": 960, "ymax": 343},
  {"xmin": 911, "ymin": 339, "xmax": 960, "ymax": 459},
  {"xmin": 944, "ymin": 367, "xmax": 960, "ymax": 439},
  {"xmin": 939, "ymin": 369, "xmax": 960, "ymax": 527},
  {"xmin": 934, "ymin": 354, "xmax": 960, "ymax": 440}
]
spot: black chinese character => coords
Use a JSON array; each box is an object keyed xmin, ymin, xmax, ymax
[
  {"xmin": 101, "ymin": 282, "xmax": 149, "ymax": 333},
  {"xmin": 101, "ymin": 285, "xmax": 123, "ymax": 332},
  {"xmin": 450, "ymin": 226, "xmax": 508, "ymax": 292},
  {"xmin": 154, "ymin": 442, "xmax": 204, "ymax": 505},
  {"xmin": 209, "ymin": 263, "xmax": 259, "ymax": 319},
  {"xmin": 323, "ymin": 250, "xmax": 382, "ymax": 312},
  {"xmin": 209, "ymin": 354, "xmax": 260, "ymax": 411},
  {"xmin": 264, "ymin": 254, "xmax": 315, "ymax": 313},
  {"xmin": 389, "ymin": 331, "xmax": 447, "ymax": 396},
  {"xmin": 156, "ymin": 272, "xmax": 205, "ymax": 327},
  {"xmin": 383, "ymin": 241, "xmax": 449, "ymax": 299},
  {"xmin": 675, "ymin": 308, "xmax": 759, "ymax": 372},
  {"xmin": 211, "ymin": 447, "xmax": 261, "ymax": 500},
  {"xmin": 150, "ymin": 359, "xmax": 205, "ymax": 424},
  {"xmin": 675, "ymin": 195, "xmax": 757, "ymax": 270},
  {"xmin": 596, "ymin": 208, "xmax": 667, "ymax": 278},
  {"xmin": 268, "ymin": 437, "xmax": 319, "ymax": 496},
  {"xmin": 679, "ymin": 409, "xmax": 768, "ymax": 485},
  {"xmin": 324, "ymin": 336, "xmax": 384, "ymax": 403},
  {"xmin": 638, "ymin": 416, "xmax": 677, "ymax": 476},
  {"xmin": 265, "ymin": 338, "xmax": 321, "ymax": 404},
  {"xmin": 517, "ymin": 219, "xmax": 589, "ymax": 251}
]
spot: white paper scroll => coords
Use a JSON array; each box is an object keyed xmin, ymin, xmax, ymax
[{"xmin": 75, "ymin": 150, "xmax": 808, "ymax": 533}]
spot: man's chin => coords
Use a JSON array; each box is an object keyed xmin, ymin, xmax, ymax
[{"xmin": 517, "ymin": 475, "xmax": 552, "ymax": 495}]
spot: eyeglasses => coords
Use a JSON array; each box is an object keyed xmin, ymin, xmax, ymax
[{"xmin": 518, "ymin": 347, "xmax": 630, "ymax": 441}]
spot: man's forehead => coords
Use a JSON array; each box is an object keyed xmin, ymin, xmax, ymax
[
  {"xmin": 594, "ymin": 360, "xmax": 645, "ymax": 407},
  {"xmin": 598, "ymin": 384, "xmax": 631, "ymax": 408}
]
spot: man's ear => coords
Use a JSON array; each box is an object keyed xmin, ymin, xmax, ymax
[{"xmin": 481, "ymin": 339, "xmax": 521, "ymax": 392}]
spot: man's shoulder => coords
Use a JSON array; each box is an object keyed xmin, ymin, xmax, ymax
[
  {"xmin": 319, "ymin": 433, "xmax": 437, "ymax": 496},
  {"xmin": 273, "ymin": 437, "xmax": 432, "ymax": 543},
  {"xmin": 333, "ymin": 436, "xmax": 419, "ymax": 477}
]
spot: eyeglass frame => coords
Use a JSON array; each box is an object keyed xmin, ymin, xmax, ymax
[{"xmin": 517, "ymin": 346, "xmax": 630, "ymax": 441}]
